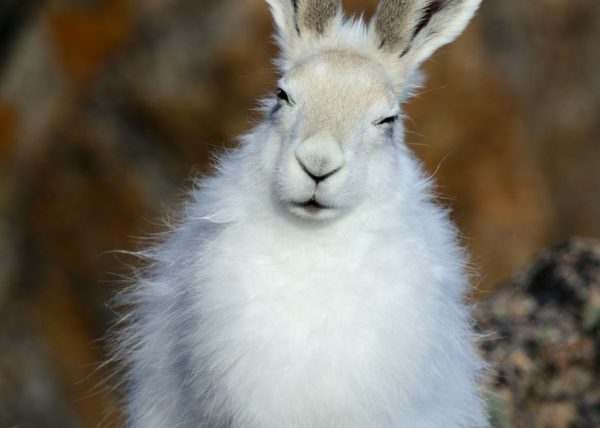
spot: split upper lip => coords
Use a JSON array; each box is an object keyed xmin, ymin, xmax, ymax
[{"xmin": 290, "ymin": 198, "xmax": 331, "ymax": 210}]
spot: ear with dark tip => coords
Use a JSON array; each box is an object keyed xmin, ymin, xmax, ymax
[
  {"xmin": 295, "ymin": 0, "xmax": 341, "ymax": 36},
  {"xmin": 265, "ymin": 0, "xmax": 341, "ymax": 52},
  {"xmin": 374, "ymin": 0, "xmax": 481, "ymax": 67},
  {"xmin": 374, "ymin": 0, "xmax": 429, "ymax": 54},
  {"xmin": 265, "ymin": 0, "xmax": 297, "ymax": 44}
]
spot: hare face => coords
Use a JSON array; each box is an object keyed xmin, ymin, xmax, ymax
[
  {"xmin": 259, "ymin": 0, "xmax": 483, "ymax": 222},
  {"xmin": 270, "ymin": 50, "xmax": 400, "ymax": 221}
]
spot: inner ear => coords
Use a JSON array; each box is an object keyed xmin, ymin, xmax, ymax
[
  {"xmin": 295, "ymin": 0, "xmax": 340, "ymax": 36},
  {"xmin": 374, "ymin": 0, "xmax": 427, "ymax": 54},
  {"xmin": 399, "ymin": 1, "xmax": 444, "ymax": 56},
  {"xmin": 413, "ymin": 0, "xmax": 443, "ymax": 38}
]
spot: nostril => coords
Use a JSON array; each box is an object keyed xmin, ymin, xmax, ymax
[{"xmin": 297, "ymin": 160, "xmax": 341, "ymax": 184}]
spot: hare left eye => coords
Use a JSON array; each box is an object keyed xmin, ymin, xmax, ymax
[
  {"xmin": 276, "ymin": 88, "xmax": 291, "ymax": 105},
  {"xmin": 376, "ymin": 115, "xmax": 398, "ymax": 126}
]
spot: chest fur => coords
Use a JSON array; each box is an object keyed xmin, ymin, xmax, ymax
[{"xmin": 188, "ymin": 224, "xmax": 444, "ymax": 422}]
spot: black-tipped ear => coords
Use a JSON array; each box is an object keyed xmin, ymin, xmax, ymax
[
  {"xmin": 296, "ymin": 0, "xmax": 340, "ymax": 35},
  {"xmin": 265, "ymin": 0, "xmax": 341, "ymax": 52},
  {"xmin": 265, "ymin": 0, "xmax": 296, "ymax": 43},
  {"xmin": 374, "ymin": 0, "xmax": 428, "ymax": 54},
  {"xmin": 374, "ymin": 0, "xmax": 481, "ymax": 66}
]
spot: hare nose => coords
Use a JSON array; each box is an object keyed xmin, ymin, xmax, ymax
[
  {"xmin": 295, "ymin": 133, "xmax": 345, "ymax": 183},
  {"xmin": 297, "ymin": 160, "xmax": 342, "ymax": 184}
]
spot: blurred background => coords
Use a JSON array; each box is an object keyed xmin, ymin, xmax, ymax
[{"xmin": 0, "ymin": 0, "xmax": 598, "ymax": 427}]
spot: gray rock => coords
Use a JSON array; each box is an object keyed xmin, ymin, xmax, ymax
[{"xmin": 477, "ymin": 238, "xmax": 600, "ymax": 428}]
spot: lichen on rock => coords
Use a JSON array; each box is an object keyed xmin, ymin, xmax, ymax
[{"xmin": 477, "ymin": 238, "xmax": 600, "ymax": 428}]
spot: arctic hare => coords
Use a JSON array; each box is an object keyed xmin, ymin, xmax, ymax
[{"xmin": 118, "ymin": 0, "xmax": 488, "ymax": 427}]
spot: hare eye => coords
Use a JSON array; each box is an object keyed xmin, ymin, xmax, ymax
[
  {"xmin": 276, "ymin": 88, "xmax": 291, "ymax": 105},
  {"xmin": 376, "ymin": 115, "xmax": 398, "ymax": 126}
]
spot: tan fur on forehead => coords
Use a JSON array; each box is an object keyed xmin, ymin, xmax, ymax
[
  {"xmin": 290, "ymin": 50, "xmax": 390, "ymax": 87},
  {"xmin": 296, "ymin": 0, "xmax": 340, "ymax": 35},
  {"xmin": 286, "ymin": 50, "xmax": 396, "ymax": 123},
  {"xmin": 374, "ymin": 0, "xmax": 432, "ymax": 53}
]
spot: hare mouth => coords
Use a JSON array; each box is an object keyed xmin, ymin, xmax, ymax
[{"xmin": 290, "ymin": 198, "xmax": 331, "ymax": 211}]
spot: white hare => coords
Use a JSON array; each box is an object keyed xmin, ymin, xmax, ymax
[{"xmin": 117, "ymin": 1, "xmax": 488, "ymax": 427}]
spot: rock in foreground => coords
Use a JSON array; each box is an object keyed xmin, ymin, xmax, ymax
[{"xmin": 477, "ymin": 238, "xmax": 600, "ymax": 428}]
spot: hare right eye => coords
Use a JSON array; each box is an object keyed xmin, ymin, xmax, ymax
[{"xmin": 376, "ymin": 115, "xmax": 398, "ymax": 126}]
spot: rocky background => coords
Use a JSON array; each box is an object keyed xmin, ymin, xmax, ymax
[
  {"xmin": 478, "ymin": 238, "xmax": 600, "ymax": 428},
  {"xmin": 0, "ymin": 0, "xmax": 598, "ymax": 426}
]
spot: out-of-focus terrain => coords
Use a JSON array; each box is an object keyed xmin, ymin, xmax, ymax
[
  {"xmin": 478, "ymin": 238, "xmax": 600, "ymax": 427},
  {"xmin": 0, "ymin": 0, "xmax": 598, "ymax": 426}
]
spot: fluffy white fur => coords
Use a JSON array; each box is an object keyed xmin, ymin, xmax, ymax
[{"xmin": 117, "ymin": 1, "xmax": 488, "ymax": 427}]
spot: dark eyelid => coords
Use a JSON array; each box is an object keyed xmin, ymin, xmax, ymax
[
  {"xmin": 376, "ymin": 115, "xmax": 398, "ymax": 126},
  {"xmin": 276, "ymin": 88, "xmax": 291, "ymax": 105}
]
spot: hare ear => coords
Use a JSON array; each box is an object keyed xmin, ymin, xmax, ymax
[
  {"xmin": 265, "ymin": 0, "xmax": 341, "ymax": 50},
  {"xmin": 374, "ymin": 0, "xmax": 481, "ymax": 68},
  {"xmin": 265, "ymin": 0, "xmax": 296, "ymax": 47},
  {"xmin": 295, "ymin": 0, "xmax": 341, "ymax": 35}
]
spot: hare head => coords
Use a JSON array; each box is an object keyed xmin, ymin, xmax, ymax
[{"xmin": 262, "ymin": 0, "xmax": 481, "ymax": 221}]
